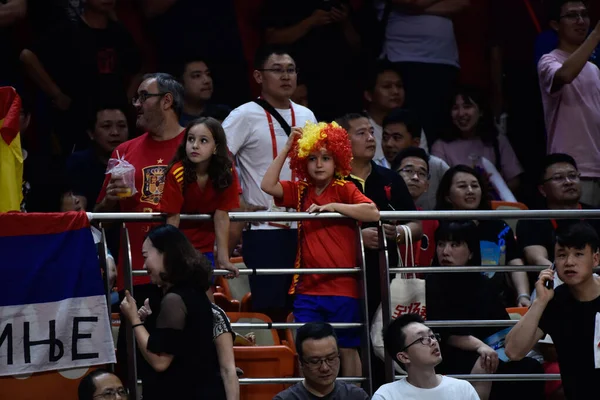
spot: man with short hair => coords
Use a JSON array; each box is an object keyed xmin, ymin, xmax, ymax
[
  {"xmin": 538, "ymin": 0, "xmax": 600, "ymax": 207},
  {"xmin": 223, "ymin": 46, "xmax": 317, "ymax": 316},
  {"xmin": 363, "ymin": 61, "xmax": 427, "ymax": 161},
  {"xmin": 95, "ymin": 73, "xmax": 185, "ymax": 291},
  {"xmin": 517, "ymin": 153, "xmax": 600, "ymax": 291},
  {"xmin": 338, "ymin": 113, "xmax": 419, "ymax": 321},
  {"xmin": 506, "ymin": 222, "xmax": 600, "ymax": 399},
  {"xmin": 380, "ymin": 108, "xmax": 448, "ymax": 210},
  {"xmin": 78, "ymin": 369, "xmax": 128, "ymax": 400},
  {"xmin": 179, "ymin": 57, "xmax": 231, "ymax": 126},
  {"xmin": 392, "ymin": 147, "xmax": 439, "ymax": 267},
  {"xmin": 338, "ymin": 112, "xmax": 419, "ymax": 390},
  {"xmin": 95, "ymin": 72, "xmax": 185, "ymax": 385},
  {"xmin": 274, "ymin": 322, "xmax": 369, "ymax": 400},
  {"xmin": 67, "ymin": 103, "xmax": 129, "ymax": 210},
  {"xmin": 373, "ymin": 313, "xmax": 479, "ymax": 399}
]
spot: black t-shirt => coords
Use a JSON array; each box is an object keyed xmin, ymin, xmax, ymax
[
  {"xmin": 347, "ymin": 162, "xmax": 416, "ymax": 320},
  {"xmin": 426, "ymin": 272, "xmax": 511, "ymax": 342},
  {"xmin": 145, "ymin": 286, "xmax": 225, "ymax": 400},
  {"xmin": 31, "ymin": 17, "xmax": 140, "ymax": 108},
  {"xmin": 517, "ymin": 206, "xmax": 600, "ymax": 262},
  {"xmin": 539, "ymin": 284, "xmax": 600, "ymax": 400}
]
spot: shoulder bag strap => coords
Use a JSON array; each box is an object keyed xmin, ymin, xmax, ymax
[{"xmin": 253, "ymin": 99, "xmax": 292, "ymax": 136}]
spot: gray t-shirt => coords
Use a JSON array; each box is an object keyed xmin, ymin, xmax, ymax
[{"xmin": 274, "ymin": 381, "xmax": 369, "ymax": 400}]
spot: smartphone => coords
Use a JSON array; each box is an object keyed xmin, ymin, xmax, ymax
[{"xmin": 545, "ymin": 263, "xmax": 556, "ymax": 290}]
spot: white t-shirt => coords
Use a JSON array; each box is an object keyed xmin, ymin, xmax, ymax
[
  {"xmin": 375, "ymin": 1, "xmax": 459, "ymax": 66},
  {"xmin": 223, "ymin": 100, "xmax": 317, "ymax": 230},
  {"xmin": 373, "ymin": 376, "xmax": 480, "ymax": 400}
]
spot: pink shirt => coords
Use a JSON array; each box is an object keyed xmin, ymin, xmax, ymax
[
  {"xmin": 538, "ymin": 49, "xmax": 600, "ymax": 178},
  {"xmin": 431, "ymin": 135, "xmax": 523, "ymax": 182}
]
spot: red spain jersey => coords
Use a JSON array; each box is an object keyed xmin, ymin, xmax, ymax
[
  {"xmin": 97, "ymin": 131, "xmax": 185, "ymax": 287},
  {"xmin": 275, "ymin": 179, "xmax": 373, "ymax": 298},
  {"xmin": 159, "ymin": 161, "xmax": 240, "ymax": 253}
]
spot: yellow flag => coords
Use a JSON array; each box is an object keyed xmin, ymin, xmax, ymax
[{"xmin": 0, "ymin": 87, "xmax": 23, "ymax": 212}]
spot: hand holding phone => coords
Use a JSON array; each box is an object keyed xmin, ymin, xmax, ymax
[
  {"xmin": 545, "ymin": 263, "xmax": 556, "ymax": 290},
  {"xmin": 535, "ymin": 264, "xmax": 556, "ymax": 304}
]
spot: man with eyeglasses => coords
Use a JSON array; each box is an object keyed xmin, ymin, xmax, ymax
[
  {"xmin": 78, "ymin": 369, "xmax": 128, "ymax": 400},
  {"xmin": 223, "ymin": 45, "xmax": 316, "ymax": 320},
  {"xmin": 517, "ymin": 153, "xmax": 600, "ymax": 293},
  {"xmin": 95, "ymin": 73, "xmax": 185, "ymax": 384},
  {"xmin": 392, "ymin": 147, "xmax": 440, "ymax": 268},
  {"xmin": 274, "ymin": 322, "xmax": 369, "ymax": 400},
  {"xmin": 379, "ymin": 108, "xmax": 448, "ymax": 210},
  {"xmin": 373, "ymin": 313, "xmax": 479, "ymax": 399},
  {"xmin": 538, "ymin": 0, "xmax": 600, "ymax": 208}
]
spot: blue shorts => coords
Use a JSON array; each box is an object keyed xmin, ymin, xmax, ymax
[
  {"xmin": 294, "ymin": 294, "xmax": 362, "ymax": 348},
  {"xmin": 203, "ymin": 251, "xmax": 215, "ymax": 283}
]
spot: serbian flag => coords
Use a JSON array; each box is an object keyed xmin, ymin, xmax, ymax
[
  {"xmin": 0, "ymin": 212, "xmax": 116, "ymax": 376},
  {"xmin": 0, "ymin": 87, "xmax": 24, "ymax": 213}
]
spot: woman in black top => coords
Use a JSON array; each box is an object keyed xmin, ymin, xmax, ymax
[
  {"xmin": 435, "ymin": 165, "xmax": 531, "ymax": 307},
  {"xmin": 427, "ymin": 221, "xmax": 544, "ymax": 400},
  {"xmin": 120, "ymin": 224, "xmax": 226, "ymax": 399}
]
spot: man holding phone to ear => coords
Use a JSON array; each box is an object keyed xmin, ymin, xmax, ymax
[{"xmin": 505, "ymin": 222, "xmax": 600, "ymax": 400}]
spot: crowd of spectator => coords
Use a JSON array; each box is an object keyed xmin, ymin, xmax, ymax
[{"xmin": 3, "ymin": 0, "xmax": 600, "ymax": 398}]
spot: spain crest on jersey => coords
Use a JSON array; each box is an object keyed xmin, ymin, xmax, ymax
[{"xmin": 140, "ymin": 165, "xmax": 166, "ymax": 205}]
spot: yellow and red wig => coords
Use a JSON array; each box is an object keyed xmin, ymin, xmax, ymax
[{"xmin": 289, "ymin": 121, "xmax": 353, "ymax": 181}]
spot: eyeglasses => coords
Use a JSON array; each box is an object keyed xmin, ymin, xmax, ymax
[
  {"xmin": 401, "ymin": 333, "xmax": 441, "ymax": 352},
  {"xmin": 302, "ymin": 353, "xmax": 340, "ymax": 369},
  {"xmin": 560, "ymin": 11, "xmax": 590, "ymax": 21},
  {"xmin": 93, "ymin": 387, "xmax": 129, "ymax": 399},
  {"xmin": 257, "ymin": 67, "xmax": 299, "ymax": 76},
  {"xmin": 398, "ymin": 167, "xmax": 429, "ymax": 181},
  {"xmin": 543, "ymin": 172, "xmax": 581, "ymax": 184},
  {"xmin": 131, "ymin": 91, "xmax": 167, "ymax": 105}
]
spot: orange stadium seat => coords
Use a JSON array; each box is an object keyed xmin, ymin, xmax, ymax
[
  {"xmin": 214, "ymin": 292, "xmax": 241, "ymax": 313},
  {"xmin": 226, "ymin": 312, "xmax": 280, "ymax": 346},
  {"xmin": 491, "ymin": 200, "xmax": 529, "ymax": 233},
  {"xmin": 506, "ymin": 307, "xmax": 529, "ymax": 318},
  {"xmin": 234, "ymin": 346, "xmax": 296, "ymax": 400}
]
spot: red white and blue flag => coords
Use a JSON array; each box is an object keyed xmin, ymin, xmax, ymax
[{"xmin": 0, "ymin": 212, "xmax": 116, "ymax": 376}]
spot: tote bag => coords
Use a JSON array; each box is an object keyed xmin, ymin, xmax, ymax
[{"xmin": 370, "ymin": 226, "xmax": 426, "ymax": 374}]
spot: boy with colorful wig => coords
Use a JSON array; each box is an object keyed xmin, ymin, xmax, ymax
[{"xmin": 262, "ymin": 121, "xmax": 380, "ymax": 377}]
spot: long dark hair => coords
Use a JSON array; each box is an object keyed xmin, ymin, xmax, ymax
[
  {"xmin": 146, "ymin": 224, "xmax": 213, "ymax": 292},
  {"xmin": 168, "ymin": 117, "xmax": 233, "ymax": 191},
  {"xmin": 435, "ymin": 165, "xmax": 491, "ymax": 210},
  {"xmin": 445, "ymin": 85, "xmax": 498, "ymax": 145},
  {"xmin": 432, "ymin": 220, "xmax": 482, "ymax": 267}
]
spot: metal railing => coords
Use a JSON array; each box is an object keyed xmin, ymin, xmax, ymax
[{"xmin": 92, "ymin": 209, "xmax": 600, "ymax": 398}]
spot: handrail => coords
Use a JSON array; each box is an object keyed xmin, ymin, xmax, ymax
[
  {"xmin": 99, "ymin": 207, "xmax": 598, "ymax": 393},
  {"xmin": 236, "ymin": 374, "xmax": 562, "ymax": 384},
  {"xmin": 132, "ymin": 267, "xmax": 361, "ymax": 277},
  {"xmin": 87, "ymin": 208, "xmax": 600, "ymax": 222},
  {"xmin": 135, "ymin": 374, "xmax": 562, "ymax": 385}
]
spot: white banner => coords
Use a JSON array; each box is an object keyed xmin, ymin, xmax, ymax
[{"xmin": 0, "ymin": 296, "xmax": 116, "ymax": 376}]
